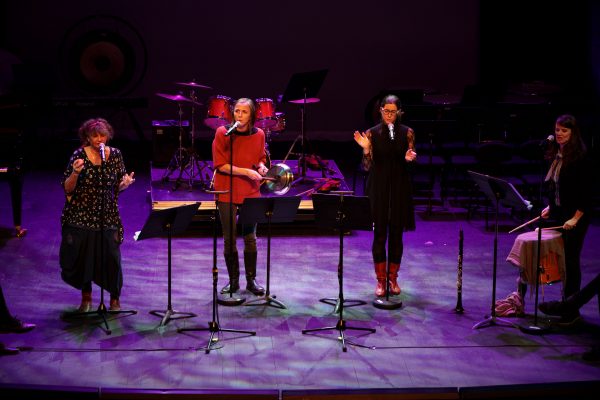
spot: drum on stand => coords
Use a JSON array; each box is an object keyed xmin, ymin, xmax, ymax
[
  {"xmin": 204, "ymin": 95, "xmax": 233, "ymax": 129},
  {"xmin": 255, "ymin": 98, "xmax": 277, "ymax": 129},
  {"xmin": 506, "ymin": 230, "xmax": 565, "ymax": 286}
]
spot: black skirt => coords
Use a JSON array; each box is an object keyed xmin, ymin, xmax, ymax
[{"xmin": 59, "ymin": 225, "xmax": 123, "ymax": 296}]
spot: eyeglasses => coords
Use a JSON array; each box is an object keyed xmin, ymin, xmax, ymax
[{"xmin": 381, "ymin": 109, "xmax": 398, "ymax": 115}]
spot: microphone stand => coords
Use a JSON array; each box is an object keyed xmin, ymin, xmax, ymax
[
  {"xmin": 218, "ymin": 127, "xmax": 246, "ymax": 307},
  {"xmin": 178, "ymin": 189, "xmax": 255, "ymax": 353},
  {"xmin": 66, "ymin": 144, "xmax": 136, "ymax": 334}
]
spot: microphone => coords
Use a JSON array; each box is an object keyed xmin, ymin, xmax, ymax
[
  {"xmin": 99, "ymin": 143, "xmax": 106, "ymax": 161},
  {"xmin": 539, "ymin": 135, "xmax": 554, "ymax": 146},
  {"xmin": 388, "ymin": 123, "xmax": 395, "ymax": 140},
  {"xmin": 225, "ymin": 121, "xmax": 240, "ymax": 136}
]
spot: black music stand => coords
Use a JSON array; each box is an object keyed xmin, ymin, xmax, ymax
[
  {"xmin": 239, "ymin": 196, "xmax": 301, "ymax": 309},
  {"xmin": 281, "ymin": 69, "xmax": 328, "ymax": 184},
  {"xmin": 302, "ymin": 192, "xmax": 376, "ymax": 352},
  {"xmin": 468, "ymin": 171, "xmax": 532, "ymax": 330},
  {"xmin": 178, "ymin": 191, "xmax": 256, "ymax": 353},
  {"xmin": 137, "ymin": 203, "xmax": 199, "ymax": 327}
]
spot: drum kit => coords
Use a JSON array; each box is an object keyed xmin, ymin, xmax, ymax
[{"xmin": 155, "ymin": 81, "xmax": 290, "ymax": 193}]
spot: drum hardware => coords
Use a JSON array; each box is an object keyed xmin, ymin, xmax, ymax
[
  {"xmin": 156, "ymin": 90, "xmax": 211, "ymax": 191},
  {"xmin": 156, "ymin": 93, "xmax": 191, "ymax": 185},
  {"xmin": 175, "ymin": 86, "xmax": 213, "ymax": 191},
  {"xmin": 280, "ymin": 69, "xmax": 328, "ymax": 186}
]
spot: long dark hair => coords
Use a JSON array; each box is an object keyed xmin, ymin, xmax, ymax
[{"xmin": 546, "ymin": 114, "xmax": 586, "ymax": 165}]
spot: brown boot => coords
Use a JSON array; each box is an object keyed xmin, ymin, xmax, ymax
[
  {"xmin": 374, "ymin": 262, "xmax": 387, "ymax": 297},
  {"xmin": 388, "ymin": 263, "xmax": 401, "ymax": 295},
  {"xmin": 78, "ymin": 290, "xmax": 92, "ymax": 312}
]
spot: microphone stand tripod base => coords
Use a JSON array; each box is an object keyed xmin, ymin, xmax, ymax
[
  {"xmin": 245, "ymin": 295, "xmax": 287, "ymax": 309},
  {"xmin": 217, "ymin": 293, "xmax": 245, "ymax": 307},
  {"xmin": 519, "ymin": 319, "xmax": 551, "ymax": 335},
  {"xmin": 320, "ymin": 297, "xmax": 365, "ymax": 314},
  {"xmin": 373, "ymin": 297, "xmax": 403, "ymax": 310},
  {"xmin": 472, "ymin": 315, "xmax": 518, "ymax": 330}
]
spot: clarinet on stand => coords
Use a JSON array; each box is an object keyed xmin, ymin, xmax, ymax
[{"xmin": 455, "ymin": 228, "xmax": 464, "ymax": 314}]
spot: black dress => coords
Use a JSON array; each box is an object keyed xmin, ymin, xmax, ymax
[
  {"xmin": 363, "ymin": 122, "xmax": 415, "ymax": 264},
  {"xmin": 59, "ymin": 147, "xmax": 126, "ymax": 296}
]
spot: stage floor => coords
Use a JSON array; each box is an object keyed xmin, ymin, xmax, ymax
[
  {"xmin": 1, "ymin": 170, "xmax": 599, "ymax": 398},
  {"xmin": 149, "ymin": 159, "xmax": 350, "ymax": 221}
]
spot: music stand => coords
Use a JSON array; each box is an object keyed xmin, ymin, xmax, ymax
[
  {"xmin": 178, "ymin": 191, "xmax": 256, "ymax": 353},
  {"xmin": 468, "ymin": 171, "xmax": 532, "ymax": 330},
  {"xmin": 281, "ymin": 69, "xmax": 328, "ymax": 184},
  {"xmin": 302, "ymin": 192, "xmax": 376, "ymax": 352},
  {"xmin": 136, "ymin": 203, "xmax": 199, "ymax": 327},
  {"xmin": 239, "ymin": 196, "xmax": 301, "ymax": 309}
]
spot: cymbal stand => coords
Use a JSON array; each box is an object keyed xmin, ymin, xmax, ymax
[
  {"xmin": 180, "ymin": 89, "xmax": 212, "ymax": 191},
  {"xmin": 178, "ymin": 190, "xmax": 256, "ymax": 353},
  {"xmin": 162, "ymin": 101, "xmax": 188, "ymax": 187},
  {"xmin": 284, "ymin": 90, "xmax": 315, "ymax": 185},
  {"xmin": 302, "ymin": 191, "xmax": 376, "ymax": 351}
]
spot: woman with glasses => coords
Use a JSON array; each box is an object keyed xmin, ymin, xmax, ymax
[{"xmin": 353, "ymin": 94, "xmax": 417, "ymax": 297}]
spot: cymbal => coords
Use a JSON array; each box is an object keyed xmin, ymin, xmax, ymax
[
  {"xmin": 156, "ymin": 92, "xmax": 203, "ymax": 106},
  {"xmin": 288, "ymin": 97, "xmax": 320, "ymax": 104},
  {"xmin": 175, "ymin": 81, "xmax": 212, "ymax": 90}
]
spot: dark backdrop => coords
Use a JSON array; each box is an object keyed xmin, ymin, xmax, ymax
[{"xmin": 1, "ymin": 0, "xmax": 598, "ymax": 170}]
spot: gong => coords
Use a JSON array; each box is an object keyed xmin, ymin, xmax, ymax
[{"xmin": 263, "ymin": 163, "xmax": 294, "ymax": 195}]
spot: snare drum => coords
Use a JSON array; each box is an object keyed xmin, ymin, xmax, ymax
[
  {"xmin": 506, "ymin": 230, "xmax": 565, "ymax": 285},
  {"xmin": 205, "ymin": 95, "xmax": 233, "ymax": 129},
  {"xmin": 272, "ymin": 112, "xmax": 286, "ymax": 132},
  {"xmin": 255, "ymin": 98, "xmax": 277, "ymax": 129}
]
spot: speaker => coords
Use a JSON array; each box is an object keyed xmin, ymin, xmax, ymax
[{"xmin": 152, "ymin": 120, "xmax": 190, "ymax": 167}]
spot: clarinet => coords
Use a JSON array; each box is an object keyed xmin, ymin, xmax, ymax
[{"xmin": 455, "ymin": 228, "xmax": 464, "ymax": 314}]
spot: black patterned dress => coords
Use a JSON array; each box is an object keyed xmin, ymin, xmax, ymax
[
  {"xmin": 59, "ymin": 147, "xmax": 127, "ymax": 296},
  {"xmin": 362, "ymin": 122, "xmax": 416, "ymax": 264}
]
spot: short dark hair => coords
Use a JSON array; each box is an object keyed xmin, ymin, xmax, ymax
[{"xmin": 78, "ymin": 118, "xmax": 114, "ymax": 145}]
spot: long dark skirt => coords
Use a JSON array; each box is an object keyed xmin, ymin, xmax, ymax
[{"xmin": 59, "ymin": 225, "xmax": 123, "ymax": 297}]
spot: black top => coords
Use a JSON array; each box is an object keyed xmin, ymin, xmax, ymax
[
  {"xmin": 363, "ymin": 122, "xmax": 415, "ymax": 231},
  {"xmin": 546, "ymin": 155, "xmax": 593, "ymax": 224},
  {"xmin": 61, "ymin": 146, "xmax": 126, "ymax": 242}
]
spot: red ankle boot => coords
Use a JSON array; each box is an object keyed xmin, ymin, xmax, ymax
[
  {"xmin": 374, "ymin": 262, "xmax": 387, "ymax": 297},
  {"xmin": 388, "ymin": 263, "xmax": 401, "ymax": 295}
]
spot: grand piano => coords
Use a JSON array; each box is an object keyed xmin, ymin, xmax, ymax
[{"xmin": 0, "ymin": 96, "xmax": 26, "ymax": 237}]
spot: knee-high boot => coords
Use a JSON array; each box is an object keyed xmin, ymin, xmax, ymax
[
  {"xmin": 220, "ymin": 252, "xmax": 240, "ymax": 294},
  {"xmin": 388, "ymin": 263, "xmax": 401, "ymax": 295},
  {"xmin": 375, "ymin": 262, "xmax": 387, "ymax": 297},
  {"xmin": 244, "ymin": 251, "xmax": 265, "ymax": 296}
]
